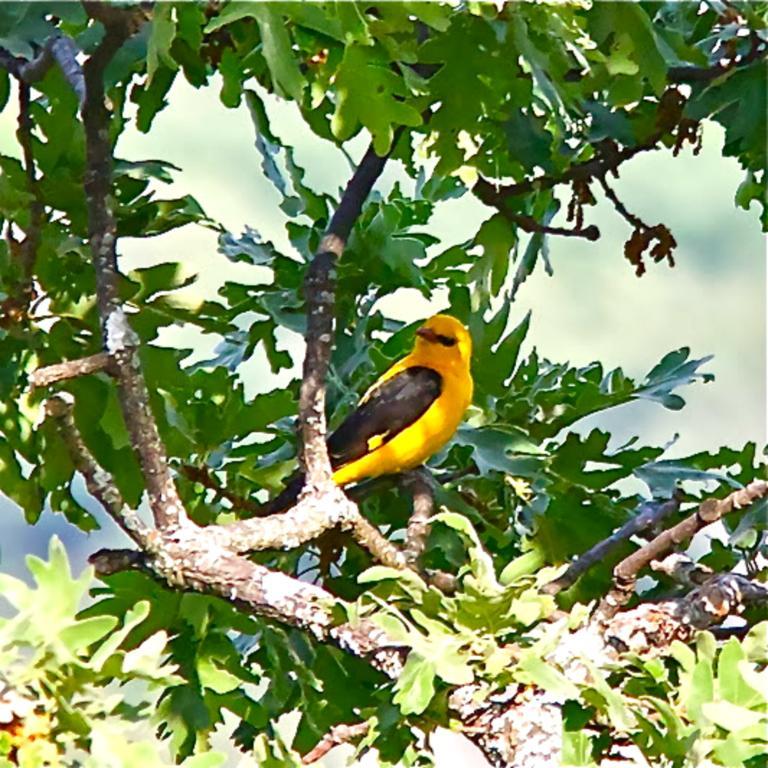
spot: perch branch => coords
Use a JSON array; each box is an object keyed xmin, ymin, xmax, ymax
[
  {"xmin": 45, "ymin": 397, "xmax": 151, "ymax": 546},
  {"xmin": 89, "ymin": 538, "xmax": 406, "ymax": 678},
  {"xmin": 81, "ymin": 8, "xmax": 187, "ymax": 530},
  {"xmin": 402, "ymin": 468, "xmax": 435, "ymax": 566},
  {"xmin": 30, "ymin": 352, "xmax": 112, "ymax": 389},
  {"xmin": 543, "ymin": 492, "xmax": 683, "ymax": 595},
  {"xmin": 600, "ymin": 479, "xmax": 768, "ymax": 616}
]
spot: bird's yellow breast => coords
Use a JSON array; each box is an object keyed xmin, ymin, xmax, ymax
[{"xmin": 332, "ymin": 362, "xmax": 472, "ymax": 486}]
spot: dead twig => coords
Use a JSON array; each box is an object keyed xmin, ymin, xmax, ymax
[
  {"xmin": 543, "ymin": 493, "xmax": 683, "ymax": 595},
  {"xmin": 599, "ymin": 480, "xmax": 768, "ymax": 617}
]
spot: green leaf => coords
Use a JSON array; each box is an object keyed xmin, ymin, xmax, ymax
[
  {"xmin": 147, "ymin": 2, "xmax": 178, "ymax": 81},
  {"xmin": 393, "ymin": 652, "xmax": 436, "ymax": 715},
  {"xmin": 701, "ymin": 700, "xmax": 766, "ymax": 732},
  {"xmin": 717, "ymin": 637, "xmax": 763, "ymax": 709},
  {"xmin": 499, "ymin": 550, "xmax": 546, "ymax": 585},
  {"xmin": 250, "ymin": 5, "xmax": 305, "ymax": 102},
  {"xmin": 180, "ymin": 754, "xmax": 229, "ymax": 768},
  {"xmin": 516, "ymin": 653, "xmax": 580, "ymax": 701},
  {"xmin": 331, "ymin": 44, "xmax": 422, "ymax": 154},
  {"xmin": 59, "ymin": 615, "xmax": 118, "ymax": 655}
]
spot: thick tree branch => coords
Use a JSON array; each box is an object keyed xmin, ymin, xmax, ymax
[
  {"xmin": 30, "ymin": 352, "xmax": 112, "ymax": 389},
  {"xmin": 89, "ymin": 535, "xmax": 406, "ymax": 677},
  {"xmin": 81, "ymin": 9, "xmax": 186, "ymax": 530},
  {"xmin": 543, "ymin": 493, "xmax": 683, "ymax": 595},
  {"xmin": 600, "ymin": 479, "xmax": 768, "ymax": 616},
  {"xmin": 45, "ymin": 397, "xmax": 151, "ymax": 547},
  {"xmin": 650, "ymin": 552, "xmax": 713, "ymax": 588}
]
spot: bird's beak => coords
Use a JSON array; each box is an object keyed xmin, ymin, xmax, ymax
[{"xmin": 416, "ymin": 326, "xmax": 439, "ymax": 343}]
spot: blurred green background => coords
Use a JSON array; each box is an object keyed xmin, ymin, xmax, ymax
[{"xmin": 1, "ymin": 76, "xmax": 764, "ymax": 583}]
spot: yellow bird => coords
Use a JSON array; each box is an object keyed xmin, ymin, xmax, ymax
[{"xmin": 265, "ymin": 314, "xmax": 473, "ymax": 513}]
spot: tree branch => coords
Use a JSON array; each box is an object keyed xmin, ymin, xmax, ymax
[
  {"xmin": 179, "ymin": 464, "xmax": 264, "ymax": 517},
  {"xmin": 0, "ymin": 35, "xmax": 85, "ymax": 103},
  {"xmin": 301, "ymin": 721, "xmax": 370, "ymax": 765},
  {"xmin": 402, "ymin": 469, "xmax": 435, "ymax": 566},
  {"xmin": 600, "ymin": 479, "xmax": 768, "ymax": 616},
  {"xmin": 30, "ymin": 352, "xmax": 112, "ymax": 389},
  {"xmin": 543, "ymin": 493, "xmax": 683, "ymax": 595},
  {"xmin": 667, "ymin": 36, "xmax": 767, "ymax": 83},
  {"xmin": 45, "ymin": 397, "xmax": 152, "ymax": 546},
  {"xmin": 298, "ymin": 134, "xmax": 404, "ymax": 487},
  {"xmin": 81, "ymin": 8, "xmax": 187, "ymax": 530},
  {"xmin": 89, "ymin": 536, "xmax": 406, "ymax": 677},
  {"xmin": 14, "ymin": 83, "xmax": 44, "ymax": 298}
]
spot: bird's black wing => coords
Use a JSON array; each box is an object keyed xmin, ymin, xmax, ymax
[{"xmin": 327, "ymin": 365, "xmax": 442, "ymax": 469}]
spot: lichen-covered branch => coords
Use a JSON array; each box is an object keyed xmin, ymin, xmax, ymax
[
  {"xmin": 600, "ymin": 479, "xmax": 768, "ymax": 616},
  {"xmin": 45, "ymin": 397, "xmax": 151, "ymax": 546},
  {"xmin": 89, "ymin": 535, "xmax": 406, "ymax": 677},
  {"xmin": 543, "ymin": 493, "xmax": 682, "ymax": 595},
  {"xmin": 81, "ymin": 9, "xmax": 186, "ymax": 530}
]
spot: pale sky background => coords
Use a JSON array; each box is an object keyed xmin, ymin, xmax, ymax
[{"xmin": 0, "ymin": 73, "xmax": 765, "ymax": 766}]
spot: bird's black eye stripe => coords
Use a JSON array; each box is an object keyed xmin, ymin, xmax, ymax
[{"xmin": 436, "ymin": 334, "xmax": 457, "ymax": 347}]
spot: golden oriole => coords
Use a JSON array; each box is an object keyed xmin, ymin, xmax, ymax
[{"xmin": 265, "ymin": 314, "xmax": 473, "ymax": 513}]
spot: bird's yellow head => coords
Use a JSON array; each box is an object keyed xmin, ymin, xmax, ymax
[{"xmin": 414, "ymin": 314, "xmax": 472, "ymax": 368}]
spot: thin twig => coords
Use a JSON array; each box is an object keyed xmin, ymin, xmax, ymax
[
  {"xmin": 474, "ymin": 133, "xmax": 661, "ymax": 206},
  {"xmin": 509, "ymin": 214, "xmax": 600, "ymax": 241},
  {"xmin": 599, "ymin": 480, "xmax": 768, "ymax": 617},
  {"xmin": 180, "ymin": 464, "xmax": 263, "ymax": 516},
  {"xmin": 81, "ymin": 8, "xmax": 186, "ymax": 530},
  {"xmin": 302, "ymin": 722, "xmax": 370, "ymax": 765},
  {"xmin": 15, "ymin": 83, "xmax": 44, "ymax": 293},
  {"xmin": 667, "ymin": 37, "xmax": 767, "ymax": 83},
  {"xmin": 542, "ymin": 493, "xmax": 682, "ymax": 595},
  {"xmin": 30, "ymin": 352, "xmax": 112, "ymax": 389},
  {"xmin": 45, "ymin": 397, "xmax": 151, "ymax": 546},
  {"xmin": 597, "ymin": 175, "xmax": 647, "ymax": 231}
]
